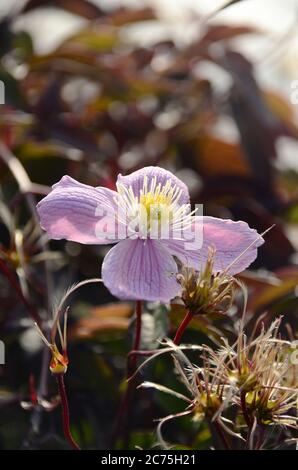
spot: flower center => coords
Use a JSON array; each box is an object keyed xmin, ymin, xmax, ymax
[
  {"xmin": 139, "ymin": 191, "xmax": 170, "ymax": 219},
  {"xmin": 116, "ymin": 175, "xmax": 194, "ymax": 239}
]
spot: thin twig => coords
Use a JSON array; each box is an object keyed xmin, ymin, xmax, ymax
[{"xmin": 56, "ymin": 374, "xmax": 80, "ymax": 450}]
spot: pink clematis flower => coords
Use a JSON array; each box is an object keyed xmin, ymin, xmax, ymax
[{"xmin": 37, "ymin": 166, "xmax": 264, "ymax": 302}]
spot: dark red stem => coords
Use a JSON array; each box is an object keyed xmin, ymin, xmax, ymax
[
  {"xmin": 240, "ymin": 390, "xmax": 252, "ymax": 428},
  {"xmin": 256, "ymin": 425, "xmax": 266, "ymax": 450},
  {"xmin": 173, "ymin": 310, "xmax": 193, "ymax": 345},
  {"xmin": 214, "ymin": 420, "xmax": 230, "ymax": 450},
  {"xmin": 241, "ymin": 390, "xmax": 255, "ymax": 449},
  {"xmin": 112, "ymin": 300, "xmax": 142, "ymax": 446},
  {"xmin": 128, "ymin": 300, "xmax": 142, "ymax": 375},
  {"xmin": 56, "ymin": 374, "xmax": 80, "ymax": 450},
  {"xmin": 0, "ymin": 257, "xmax": 41, "ymax": 326}
]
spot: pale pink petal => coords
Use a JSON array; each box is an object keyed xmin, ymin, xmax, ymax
[
  {"xmin": 163, "ymin": 216, "xmax": 264, "ymax": 275},
  {"xmin": 197, "ymin": 216, "xmax": 264, "ymax": 274},
  {"xmin": 37, "ymin": 175, "xmax": 120, "ymax": 244},
  {"xmin": 162, "ymin": 238, "xmax": 201, "ymax": 268},
  {"xmin": 117, "ymin": 166, "xmax": 190, "ymax": 204},
  {"xmin": 101, "ymin": 238, "xmax": 179, "ymax": 302}
]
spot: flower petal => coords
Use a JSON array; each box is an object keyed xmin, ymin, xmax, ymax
[
  {"xmin": 164, "ymin": 216, "xmax": 264, "ymax": 275},
  {"xmin": 163, "ymin": 238, "xmax": 201, "ymax": 268},
  {"xmin": 101, "ymin": 238, "xmax": 179, "ymax": 302},
  {"xmin": 197, "ymin": 216, "xmax": 264, "ymax": 274},
  {"xmin": 117, "ymin": 166, "xmax": 190, "ymax": 204},
  {"xmin": 37, "ymin": 175, "xmax": 120, "ymax": 244}
]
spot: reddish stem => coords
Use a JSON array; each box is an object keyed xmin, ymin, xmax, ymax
[
  {"xmin": 214, "ymin": 420, "xmax": 230, "ymax": 450},
  {"xmin": 0, "ymin": 257, "xmax": 41, "ymax": 326},
  {"xmin": 240, "ymin": 390, "xmax": 252, "ymax": 428},
  {"xmin": 56, "ymin": 374, "xmax": 80, "ymax": 450},
  {"xmin": 241, "ymin": 390, "xmax": 255, "ymax": 449},
  {"xmin": 173, "ymin": 310, "xmax": 193, "ymax": 345},
  {"xmin": 256, "ymin": 425, "xmax": 266, "ymax": 450},
  {"xmin": 112, "ymin": 300, "xmax": 142, "ymax": 446},
  {"xmin": 128, "ymin": 300, "xmax": 142, "ymax": 375}
]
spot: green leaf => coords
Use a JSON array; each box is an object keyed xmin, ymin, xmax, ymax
[{"xmin": 140, "ymin": 303, "xmax": 170, "ymax": 350}]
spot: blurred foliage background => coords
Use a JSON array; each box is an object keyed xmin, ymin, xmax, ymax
[{"xmin": 0, "ymin": 0, "xmax": 298, "ymax": 450}]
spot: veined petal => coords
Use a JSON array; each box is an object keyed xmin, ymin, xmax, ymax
[
  {"xmin": 101, "ymin": 238, "xmax": 179, "ymax": 302},
  {"xmin": 197, "ymin": 216, "xmax": 264, "ymax": 274},
  {"xmin": 37, "ymin": 175, "xmax": 120, "ymax": 244},
  {"xmin": 162, "ymin": 238, "xmax": 201, "ymax": 268},
  {"xmin": 117, "ymin": 166, "xmax": 190, "ymax": 205},
  {"xmin": 164, "ymin": 216, "xmax": 264, "ymax": 275}
]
